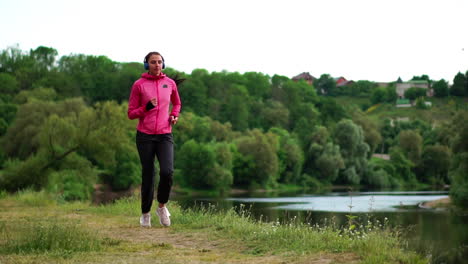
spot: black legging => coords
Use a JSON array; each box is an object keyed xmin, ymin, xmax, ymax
[{"xmin": 136, "ymin": 131, "xmax": 174, "ymax": 214}]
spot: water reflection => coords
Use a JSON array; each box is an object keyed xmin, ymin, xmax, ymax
[
  {"xmin": 173, "ymin": 191, "xmax": 468, "ymax": 264},
  {"xmin": 227, "ymin": 193, "xmax": 448, "ymax": 212}
]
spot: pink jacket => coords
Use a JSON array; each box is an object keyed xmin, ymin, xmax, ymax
[{"xmin": 127, "ymin": 72, "xmax": 181, "ymax": 134}]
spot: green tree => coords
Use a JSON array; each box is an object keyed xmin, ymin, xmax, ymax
[
  {"xmin": 333, "ymin": 119, "xmax": 370, "ymax": 184},
  {"xmin": 449, "ymin": 111, "xmax": 468, "ymax": 207},
  {"xmin": 404, "ymin": 87, "xmax": 427, "ymax": 100},
  {"xmin": 315, "ymin": 142, "xmax": 344, "ymax": 182},
  {"xmin": 432, "ymin": 79, "xmax": 449, "ymax": 97},
  {"xmin": 303, "ymin": 126, "xmax": 330, "ymax": 176},
  {"xmin": 0, "ymin": 45, "xmax": 35, "ymax": 90},
  {"xmin": 411, "ymin": 74, "xmax": 431, "ymax": 85},
  {"xmin": 0, "ymin": 73, "xmax": 19, "ymax": 102},
  {"xmin": 1, "ymin": 98, "xmax": 87, "ymax": 160},
  {"xmin": 233, "ymin": 129, "xmax": 279, "ymax": 188},
  {"xmin": 398, "ymin": 130, "xmax": 423, "ymax": 165},
  {"xmin": 389, "ymin": 147, "xmax": 416, "ymax": 184},
  {"xmin": 352, "ymin": 111, "xmax": 382, "ymax": 157},
  {"xmin": 0, "ymin": 103, "xmax": 17, "ymax": 136},
  {"xmin": 346, "ymin": 80, "xmax": 376, "ymax": 97},
  {"xmin": 385, "ymin": 85, "xmax": 398, "ymax": 103},
  {"xmin": 371, "ymin": 87, "xmax": 387, "ymax": 104},
  {"xmin": 13, "ymin": 87, "xmax": 58, "ymax": 104},
  {"xmin": 315, "ymin": 97, "xmax": 347, "ymax": 125},
  {"xmin": 315, "ymin": 74, "xmax": 336, "ymax": 95},
  {"xmin": 58, "ymin": 54, "xmax": 118, "ymax": 102},
  {"xmin": 178, "ymin": 140, "xmax": 233, "ymax": 192},
  {"xmin": 221, "ymin": 84, "xmax": 249, "ymax": 131},
  {"xmin": 0, "ymin": 100, "xmax": 140, "ymax": 192},
  {"xmin": 269, "ymin": 128, "xmax": 304, "ymax": 184},
  {"xmin": 450, "ymin": 72, "xmax": 466, "ymax": 96},
  {"xmin": 421, "ymin": 145, "xmax": 451, "ymax": 185},
  {"xmin": 178, "ymin": 78, "xmax": 208, "ymax": 115},
  {"xmin": 113, "ymin": 62, "xmax": 142, "ymax": 103},
  {"xmin": 257, "ymin": 100, "xmax": 289, "ymax": 130},
  {"xmin": 243, "ymin": 71, "xmax": 271, "ymax": 99}
]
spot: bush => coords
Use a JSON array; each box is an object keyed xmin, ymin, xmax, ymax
[
  {"xmin": 366, "ymin": 169, "xmax": 391, "ymax": 188},
  {"xmin": 178, "ymin": 140, "xmax": 233, "ymax": 192},
  {"xmin": 404, "ymin": 87, "xmax": 427, "ymax": 100},
  {"xmin": 0, "ymin": 153, "xmax": 48, "ymax": 191},
  {"xmin": 300, "ymin": 174, "xmax": 323, "ymax": 190},
  {"xmin": 48, "ymin": 169, "xmax": 96, "ymax": 201}
]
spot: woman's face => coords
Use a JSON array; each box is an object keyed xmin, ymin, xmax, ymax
[{"xmin": 148, "ymin": 54, "xmax": 164, "ymax": 76}]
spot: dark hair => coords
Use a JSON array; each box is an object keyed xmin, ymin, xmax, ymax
[
  {"xmin": 169, "ymin": 73, "xmax": 186, "ymax": 86},
  {"xmin": 144, "ymin": 51, "xmax": 164, "ymax": 63}
]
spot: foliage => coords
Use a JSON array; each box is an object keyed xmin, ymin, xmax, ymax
[
  {"xmin": 347, "ymin": 80, "xmax": 376, "ymax": 97},
  {"xmin": 1, "ymin": 45, "xmax": 467, "ymax": 195},
  {"xmin": 333, "ymin": 119, "xmax": 370, "ymax": 184},
  {"xmin": 315, "ymin": 142, "xmax": 345, "ymax": 182},
  {"xmin": 411, "ymin": 74, "xmax": 431, "ymax": 84},
  {"xmin": 178, "ymin": 140, "xmax": 233, "ymax": 192},
  {"xmin": 398, "ymin": 130, "xmax": 423, "ymax": 165},
  {"xmin": 420, "ymin": 145, "xmax": 451, "ymax": 185},
  {"xmin": 450, "ymin": 72, "xmax": 466, "ymax": 96},
  {"xmin": 0, "ymin": 99, "xmax": 139, "ymax": 194},
  {"xmin": 269, "ymin": 127, "xmax": 304, "ymax": 184},
  {"xmin": 448, "ymin": 111, "xmax": 468, "ymax": 207},
  {"xmin": 0, "ymin": 153, "xmax": 49, "ymax": 191},
  {"xmin": 415, "ymin": 97, "xmax": 428, "ymax": 109},
  {"xmin": 314, "ymin": 74, "xmax": 336, "ymax": 95},
  {"xmin": 233, "ymin": 129, "xmax": 279, "ymax": 188},
  {"xmin": 368, "ymin": 158, "xmax": 399, "ymax": 187},
  {"xmin": 404, "ymin": 87, "xmax": 427, "ymax": 100},
  {"xmin": 389, "ymin": 147, "xmax": 417, "ymax": 184},
  {"xmin": 0, "ymin": 72, "xmax": 19, "ymax": 98},
  {"xmin": 370, "ymin": 87, "xmax": 387, "ymax": 104},
  {"xmin": 432, "ymin": 79, "xmax": 449, "ymax": 97},
  {"xmin": 351, "ymin": 111, "xmax": 382, "ymax": 156}
]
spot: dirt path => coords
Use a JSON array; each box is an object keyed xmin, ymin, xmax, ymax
[{"xmin": 0, "ymin": 199, "xmax": 360, "ymax": 264}]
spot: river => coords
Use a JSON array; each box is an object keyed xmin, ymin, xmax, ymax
[{"xmin": 173, "ymin": 190, "xmax": 468, "ymax": 264}]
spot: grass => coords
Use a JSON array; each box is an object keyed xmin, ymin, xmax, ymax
[
  {"xmin": 332, "ymin": 95, "xmax": 467, "ymax": 127},
  {"xmin": 363, "ymin": 96, "xmax": 467, "ymax": 126},
  {"xmin": 0, "ymin": 218, "xmax": 106, "ymax": 257},
  {"xmin": 0, "ymin": 190, "xmax": 429, "ymax": 263}
]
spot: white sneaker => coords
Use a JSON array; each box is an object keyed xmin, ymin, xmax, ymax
[
  {"xmin": 156, "ymin": 207, "xmax": 171, "ymax": 227},
  {"xmin": 140, "ymin": 213, "xmax": 151, "ymax": 227}
]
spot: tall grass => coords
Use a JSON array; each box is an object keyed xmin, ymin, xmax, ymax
[
  {"xmin": 87, "ymin": 194, "xmax": 140, "ymax": 216},
  {"xmin": 11, "ymin": 189, "xmax": 57, "ymax": 207},
  {"xmin": 0, "ymin": 218, "xmax": 105, "ymax": 257},
  {"xmin": 171, "ymin": 203, "xmax": 427, "ymax": 263}
]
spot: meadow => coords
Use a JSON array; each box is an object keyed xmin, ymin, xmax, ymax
[{"xmin": 0, "ymin": 190, "xmax": 427, "ymax": 264}]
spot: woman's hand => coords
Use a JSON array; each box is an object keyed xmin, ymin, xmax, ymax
[
  {"xmin": 146, "ymin": 98, "xmax": 157, "ymax": 111},
  {"xmin": 170, "ymin": 115, "xmax": 178, "ymax": 125}
]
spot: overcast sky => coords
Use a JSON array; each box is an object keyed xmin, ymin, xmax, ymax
[{"xmin": 1, "ymin": 0, "xmax": 467, "ymax": 83}]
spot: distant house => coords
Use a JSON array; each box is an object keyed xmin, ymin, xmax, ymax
[
  {"xmin": 396, "ymin": 80, "xmax": 432, "ymax": 98},
  {"xmin": 376, "ymin": 82, "xmax": 391, "ymax": 88},
  {"xmin": 292, "ymin": 72, "xmax": 316, "ymax": 85},
  {"xmin": 335, "ymin": 76, "xmax": 354, "ymax": 87}
]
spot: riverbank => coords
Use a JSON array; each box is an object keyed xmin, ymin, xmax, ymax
[
  {"xmin": 420, "ymin": 197, "xmax": 452, "ymax": 209},
  {"xmin": 0, "ymin": 190, "xmax": 428, "ymax": 264}
]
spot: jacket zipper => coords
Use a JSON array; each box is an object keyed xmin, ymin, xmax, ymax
[{"xmin": 154, "ymin": 79, "xmax": 159, "ymax": 133}]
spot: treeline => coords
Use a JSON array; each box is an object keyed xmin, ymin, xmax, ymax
[{"xmin": 0, "ymin": 46, "xmax": 467, "ymax": 208}]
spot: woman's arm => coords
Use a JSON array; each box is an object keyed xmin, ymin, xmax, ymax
[{"xmin": 127, "ymin": 83, "xmax": 147, "ymax": 120}]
